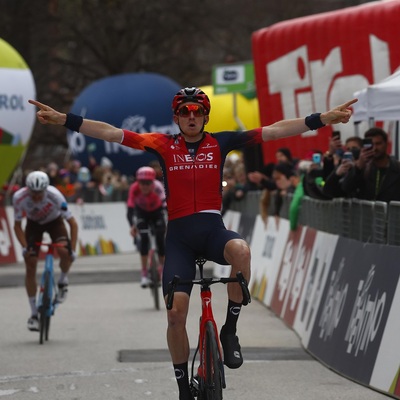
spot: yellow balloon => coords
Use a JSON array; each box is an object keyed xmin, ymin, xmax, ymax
[
  {"xmin": 200, "ymin": 85, "xmax": 260, "ymax": 132},
  {"xmin": 0, "ymin": 38, "xmax": 36, "ymax": 187}
]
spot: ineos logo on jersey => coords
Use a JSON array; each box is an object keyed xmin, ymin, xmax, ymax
[{"xmin": 172, "ymin": 153, "xmax": 214, "ymax": 164}]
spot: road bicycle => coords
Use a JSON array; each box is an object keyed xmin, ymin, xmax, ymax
[
  {"xmin": 167, "ymin": 257, "xmax": 251, "ymax": 400},
  {"xmin": 139, "ymin": 226, "xmax": 162, "ymax": 310},
  {"xmin": 35, "ymin": 242, "xmax": 68, "ymax": 345}
]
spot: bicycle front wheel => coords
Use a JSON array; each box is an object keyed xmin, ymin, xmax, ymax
[
  {"xmin": 39, "ymin": 271, "xmax": 51, "ymax": 344},
  {"xmin": 148, "ymin": 249, "xmax": 160, "ymax": 311},
  {"xmin": 203, "ymin": 321, "xmax": 223, "ymax": 400}
]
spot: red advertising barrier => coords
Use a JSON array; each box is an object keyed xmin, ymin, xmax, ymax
[
  {"xmin": 236, "ymin": 208, "xmax": 400, "ymax": 399},
  {"xmin": 0, "ymin": 206, "xmax": 17, "ymax": 264},
  {"xmin": 252, "ymin": 1, "xmax": 400, "ymax": 163}
]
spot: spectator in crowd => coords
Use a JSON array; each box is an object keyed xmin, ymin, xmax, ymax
[
  {"xmin": 276, "ymin": 147, "xmax": 297, "ymax": 167},
  {"xmin": 222, "ymin": 160, "xmax": 257, "ymax": 214},
  {"xmin": 300, "ymin": 150, "xmax": 332, "ymax": 200},
  {"xmin": 270, "ymin": 162, "xmax": 299, "ymax": 218},
  {"xmin": 248, "ymin": 148, "xmax": 294, "ymax": 191},
  {"xmin": 66, "ymin": 159, "xmax": 81, "ymax": 184},
  {"xmin": 340, "ymin": 127, "xmax": 400, "ymax": 202},
  {"xmin": 47, "ymin": 162, "xmax": 61, "ymax": 186},
  {"xmin": 56, "ymin": 168, "xmax": 77, "ymax": 201},
  {"xmin": 322, "ymin": 136, "xmax": 363, "ymax": 198},
  {"xmin": 321, "ymin": 131, "xmax": 342, "ymax": 179}
]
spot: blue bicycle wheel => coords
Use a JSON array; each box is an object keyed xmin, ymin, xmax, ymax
[{"xmin": 39, "ymin": 271, "xmax": 51, "ymax": 344}]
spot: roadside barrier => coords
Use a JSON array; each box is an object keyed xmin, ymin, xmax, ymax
[{"xmin": 218, "ymin": 191, "xmax": 400, "ymax": 399}]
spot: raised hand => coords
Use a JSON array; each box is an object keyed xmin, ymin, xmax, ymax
[
  {"xmin": 28, "ymin": 99, "xmax": 66, "ymax": 126},
  {"xmin": 321, "ymin": 98, "xmax": 358, "ymax": 125}
]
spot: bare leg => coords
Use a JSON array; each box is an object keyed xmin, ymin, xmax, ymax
[
  {"xmin": 223, "ymin": 238, "xmax": 251, "ymax": 302},
  {"xmin": 25, "ymin": 255, "xmax": 38, "ymax": 298},
  {"xmin": 166, "ymin": 291, "xmax": 190, "ymax": 363}
]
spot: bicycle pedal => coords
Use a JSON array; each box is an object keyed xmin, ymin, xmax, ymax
[{"xmin": 190, "ymin": 378, "xmax": 200, "ymax": 397}]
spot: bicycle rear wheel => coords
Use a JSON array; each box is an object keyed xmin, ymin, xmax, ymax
[
  {"xmin": 203, "ymin": 321, "xmax": 223, "ymax": 400},
  {"xmin": 39, "ymin": 271, "xmax": 51, "ymax": 344},
  {"xmin": 148, "ymin": 249, "xmax": 160, "ymax": 310}
]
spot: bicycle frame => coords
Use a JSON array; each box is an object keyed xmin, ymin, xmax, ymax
[
  {"xmin": 195, "ymin": 265, "xmax": 227, "ymax": 391},
  {"xmin": 139, "ymin": 226, "xmax": 162, "ymax": 310},
  {"xmin": 38, "ymin": 246, "xmax": 57, "ymax": 318},
  {"xmin": 167, "ymin": 258, "xmax": 251, "ymax": 399},
  {"xmin": 35, "ymin": 242, "xmax": 66, "ymax": 344}
]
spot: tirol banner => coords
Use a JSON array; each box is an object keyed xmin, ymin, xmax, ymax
[
  {"xmin": 307, "ymin": 237, "xmax": 400, "ymax": 385},
  {"xmin": 0, "ymin": 37, "xmax": 36, "ymax": 187},
  {"xmin": 252, "ymin": 1, "xmax": 400, "ymax": 163}
]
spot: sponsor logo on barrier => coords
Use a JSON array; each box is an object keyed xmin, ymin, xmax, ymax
[
  {"xmin": 0, "ymin": 217, "xmax": 11, "ymax": 256},
  {"xmin": 345, "ymin": 265, "xmax": 386, "ymax": 357},
  {"xmin": 262, "ymin": 235, "xmax": 275, "ymax": 258},
  {"xmin": 317, "ymin": 257, "xmax": 348, "ymax": 341},
  {"xmin": 0, "ymin": 207, "xmax": 17, "ymax": 264},
  {"xmin": 81, "ymin": 214, "xmax": 106, "ymax": 230}
]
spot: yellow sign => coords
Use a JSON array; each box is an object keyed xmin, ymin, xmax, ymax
[{"xmin": 200, "ymin": 85, "xmax": 260, "ymax": 132}]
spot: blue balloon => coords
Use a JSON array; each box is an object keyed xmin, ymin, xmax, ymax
[{"xmin": 67, "ymin": 72, "xmax": 181, "ymax": 177}]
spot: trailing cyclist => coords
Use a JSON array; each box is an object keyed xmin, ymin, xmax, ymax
[
  {"xmin": 29, "ymin": 91, "xmax": 356, "ymax": 400},
  {"xmin": 126, "ymin": 166, "xmax": 167, "ymax": 288},
  {"xmin": 12, "ymin": 171, "xmax": 78, "ymax": 332}
]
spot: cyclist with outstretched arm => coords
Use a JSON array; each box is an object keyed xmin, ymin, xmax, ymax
[
  {"xmin": 12, "ymin": 171, "xmax": 78, "ymax": 332},
  {"xmin": 29, "ymin": 90, "xmax": 356, "ymax": 400},
  {"xmin": 127, "ymin": 166, "xmax": 167, "ymax": 288}
]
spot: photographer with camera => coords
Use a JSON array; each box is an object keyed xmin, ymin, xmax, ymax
[
  {"xmin": 338, "ymin": 128, "xmax": 400, "ymax": 202},
  {"xmin": 322, "ymin": 136, "xmax": 363, "ymax": 198}
]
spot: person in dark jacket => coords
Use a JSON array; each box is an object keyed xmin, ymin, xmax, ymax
[{"xmin": 340, "ymin": 128, "xmax": 400, "ymax": 202}]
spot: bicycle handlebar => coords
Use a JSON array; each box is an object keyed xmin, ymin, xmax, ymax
[
  {"xmin": 32, "ymin": 241, "xmax": 72, "ymax": 255},
  {"xmin": 166, "ymin": 272, "xmax": 251, "ymax": 310}
]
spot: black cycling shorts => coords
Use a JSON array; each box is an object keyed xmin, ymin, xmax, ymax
[
  {"xmin": 162, "ymin": 212, "xmax": 242, "ymax": 296},
  {"xmin": 25, "ymin": 216, "xmax": 69, "ymax": 256}
]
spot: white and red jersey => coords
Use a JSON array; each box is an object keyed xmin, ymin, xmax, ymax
[
  {"xmin": 12, "ymin": 185, "xmax": 73, "ymax": 225},
  {"xmin": 127, "ymin": 179, "xmax": 166, "ymax": 212}
]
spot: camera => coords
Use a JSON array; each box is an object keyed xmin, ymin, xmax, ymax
[
  {"xmin": 332, "ymin": 131, "xmax": 341, "ymax": 140},
  {"xmin": 342, "ymin": 152, "xmax": 354, "ymax": 161},
  {"xmin": 362, "ymin": 138, "xmax": 373, "ymax": 148}
]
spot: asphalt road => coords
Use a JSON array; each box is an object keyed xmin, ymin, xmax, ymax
[{"xmin": 0, "ymin": 253, "xmax": 389, "ymax": 399}]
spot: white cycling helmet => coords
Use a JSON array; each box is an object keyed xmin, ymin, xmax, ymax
[{"xmin": 26, "ymin": 171, "xmax": 50, "ymax": 192}]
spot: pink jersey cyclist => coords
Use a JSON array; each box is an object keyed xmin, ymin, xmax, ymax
[
  {"xmin": 127, "ymin": 179, "xmax": 166, "ymax": 211},
  {"xmin": 126, "ymin": 166, "xmax": 166, "ymax": 288}
]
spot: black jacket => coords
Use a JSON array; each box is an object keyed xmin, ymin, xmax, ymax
[{"xmin": 341, "ymin": 156, "xmax": 400, "ymax": 202}]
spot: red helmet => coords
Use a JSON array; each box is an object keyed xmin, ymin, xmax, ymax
[
  {"xmin": 172, "ymin": 87, "xmax": 211, "ymax": 115},
  {"xmin": 136, "ymin": 166, "xmax": 156, "ymax": 181}
]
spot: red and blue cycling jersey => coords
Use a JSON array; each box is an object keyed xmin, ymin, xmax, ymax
[{"xmin": 121, "ymin": 129, "xmax": 263, "ymax": 221}]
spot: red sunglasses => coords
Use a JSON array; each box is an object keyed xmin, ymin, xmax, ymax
[{"xmin": 176, "ymin": 104, "xmax": 205, "ymax": 118}]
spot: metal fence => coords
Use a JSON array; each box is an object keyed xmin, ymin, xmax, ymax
[
  {"xmin": 5, "ymin": 186, "xmax": 400, "ymax": 246},
  {"xmin": 227, "ymin": 190, "xmax": 400, "ymax": 246}
]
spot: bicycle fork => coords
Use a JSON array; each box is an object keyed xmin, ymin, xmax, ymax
[
  {"xmin": 38, "ymin": 254, "xmax": 57, "ymax": 317},
  {"xmin": 191, "ymin": 287, "xmax": 227, "ymax": 394}
]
